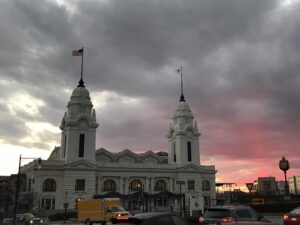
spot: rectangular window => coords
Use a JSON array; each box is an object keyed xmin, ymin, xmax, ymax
[
  {"xmin": 173, "ymin": 142, "xmax": 176, "ymax": 162},
  {"xmin": 204, "ymin": 196, "xmax": 211, "ymax": 206},
  {"xmin": 45, "ymin": 199, "xmax": 51, "ymax": 210},
  {"xmin": 75, "ymin": 179, "xmax": 85, "ymax": 191},
  {"xmin": 188, "ymin": 180, "xmax": 195, "ymax": 190},
  {"xmin": 52, "ymin": 199, "xmax": 55, "ymax": 210},
  {"xmin": 79, "ymin": 134, "xmax": 85, "ymax": 157},
  {"xmin": 187, "ymin": 141, "xmax": 192, "ymax": 162},
  {"xmin": 63, "ymin": 135, "xmax": 67, "ymax": 158}
]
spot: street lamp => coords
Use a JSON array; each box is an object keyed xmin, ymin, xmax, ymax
[
  {"xmin": 137, "ymin": 183, "xmax": 144, "ymax": 212},
  {"xmin": 279, "ymin": 156, "xmax": 290, "ymax": 195},
  {"xmin": 176, "ymin": 180, "xmax": 185, "ymax": 217},
  {"xmin": 189, "ymin": 196, "xmax": 195, "ymax": 217},
  {"xmin": 128, "ymin": 187, "xmax": 132, "ymax": 210},
  {"xmin": 13, "ymin": 155, "xmax": 42, "ymax": 225}
]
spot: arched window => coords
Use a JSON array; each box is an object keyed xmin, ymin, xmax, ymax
[
  {"xmin": 154, "ymin": 180, "xmax": 167, "ymax": 191},
  {"xmin": 202, "ymin": 180, "xmax": 210, "ymax": 191},
  {"xmin": 102, "ymin": 179, "xmax": 116, "ymax": 192},
  {"xmin": 129, "ymin": 179, "xmax": 143, "ymax": 191},
  {"xmin": 42, "ymin": 179, "xmax": 56, "ymax": 192}
]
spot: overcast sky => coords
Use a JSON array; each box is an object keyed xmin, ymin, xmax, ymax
[{"xmin": 0, "ymin": 0, "xmax": 300, "ymax": 189}]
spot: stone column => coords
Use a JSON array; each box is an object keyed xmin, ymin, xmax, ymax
[
  {"xmin": 120, "ymin": 176, "xmax": 124, "ymax": 194},
  {"xmin": 98, "ymin": 176, "xmax": 103, "ymax": 193},
  {"xmin": 150, "ymin": 177, "xmax": 154, "ymax": 194},
  {"xmin": 170, "ymin": 177, "xmax": 173, "ymax": 192},
  {"xmin": 125, "ymin": 177, "xmax": 129, "ymax": 194},
  {"xmin": 145, "ymin": 177, "xmax": 149, "ymax": 193}
]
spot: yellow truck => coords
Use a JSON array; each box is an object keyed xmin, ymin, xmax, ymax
[{"xmin": 77, "ymin": 198, "xmax": 131, "ymax": 225}]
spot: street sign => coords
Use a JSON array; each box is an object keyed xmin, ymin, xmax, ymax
[
  {"xmin": 176, "ymin": 180, "xmax": 185, "ymax": 185},
  {"xmin": 252, "ymin": 198, "xmax": 264, "ymax": 205},
  {"xmin": 246, "ymin": 183, "xmax": 254, "ymax": 193}
]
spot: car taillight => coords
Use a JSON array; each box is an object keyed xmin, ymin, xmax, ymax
[
  {"xmin": 117, "ymin": 216, "xmax": 129, "ymax": 221},
  {"xmin": 199, "ymin": 216, "xmax": 205, "ymax": 223},
  {"xmin": 221, "ymin": 217, "xmax": 235, "ymax": 223},
  {"xmin": 283, "ymin": 214, "xmax": 289, "ymax": 220}
]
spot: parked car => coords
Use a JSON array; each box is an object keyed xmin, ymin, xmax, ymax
[
  {"xmin": 108, "ymin": 212, "xmax": 191, "ymax": 225},
  {"xmin": 16, "ymin": 213, "xmax": 43, "ymax": 225},
  {"xmin": 284, "ymin": 207, "xmax": 300, "ymax": 225},
  {"xmin": 199, "ymin": 205, "xmax": 272, "ymax": 225}
]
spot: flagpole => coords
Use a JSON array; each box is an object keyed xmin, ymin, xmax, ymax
[
  {"xmin": 180, "ymin": 66, "xmax": 183, "ymax": 97},
  {"xmin": 81, "ymin": 47, "xmax": 84, "ymax": 81},
  {"xmin": 179, "ymin": 66, "xmax": 185, "ymax": 102}
]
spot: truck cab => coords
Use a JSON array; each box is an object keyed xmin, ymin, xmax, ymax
[{"xmin": 77, "ymin": 198, "xmax": 131, "ymax": 225}]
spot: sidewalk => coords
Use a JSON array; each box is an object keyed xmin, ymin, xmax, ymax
[{"xmin": 44, "ymin": 220, "xmax": 81, "ymax": 225}]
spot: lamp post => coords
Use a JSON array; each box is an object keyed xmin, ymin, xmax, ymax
[
  {"xmin": 176, "ymin": 180, "xmax": 185, "ymax": 217},
  {"xmin": 13, "ymin": 155, "xmax": 41, "ymax": 225},
  {"xmin": 279, "ymin": 156, "xmax": 290, "ymax": 195},
  {"xmin": 189, "ymin": 196, "xmax": 194, "ymax": 216},
  {"xmin": 128, "ymin": 187, "xmax": 131, "ymax": 210},
  {"xmin": 137, "ymin": 183, "xmax": 144, "ymax": 212}
]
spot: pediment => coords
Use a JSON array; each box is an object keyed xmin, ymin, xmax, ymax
[
  {"xmin": 116, "ymin": 149, "xmax": 138, "ymax": 163},
  {"xmin": 177, "ymin": 163, "xmax": 201, "ymax": 172},
  {"xmin": 142, "ymin": 156, "xmax": 158, "ymax": 164},
  {"xmin": 97, "ymin": 155, "xmax": 111, "ymax": 163},
  {"xmin": 118, "ymin": 155, "xmax": 136, "ymax": 163},
  {"xmin": 64, "ymin": 160, "xmax": 95, "ymax": 169},
  {"xmin": 96, "ymin": 148, "xmax": 113, "ymax": 156}
]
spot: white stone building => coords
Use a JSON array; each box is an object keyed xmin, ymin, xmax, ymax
[{"xmin": 20, "ymin": 78, "xmax": 216, "ymax": 214}]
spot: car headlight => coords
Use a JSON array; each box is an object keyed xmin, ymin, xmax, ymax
[
  {"xmin": 40, "ymin": 219, "xmax": 43, "ymax": 223},
  {"xmin": 29, "ymin": 220, "xmax": 33, "ymax": 224}
]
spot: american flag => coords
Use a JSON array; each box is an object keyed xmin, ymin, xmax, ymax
[{"xmin": 72, "ymin": 48, "xmax": 83, "ymax": 56}]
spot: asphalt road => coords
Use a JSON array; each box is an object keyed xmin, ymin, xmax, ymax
[
  {"xmin": 43, "ymin": 214, "xmax": 284, "ymax": 225},
  {"xmin": 263, "ymin": 215, "xmax": 284, "ymax": 225}
]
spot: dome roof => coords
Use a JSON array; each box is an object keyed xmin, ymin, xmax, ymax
[
  {"xmin": 71, "ymin": 86, "xmax": 90, "ymax": 100},
  {"xmin": 174, "ymin": 101, "xmax": 193, "ymax": 118}
]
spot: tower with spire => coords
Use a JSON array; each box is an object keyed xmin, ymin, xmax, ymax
[
  {"xmin": 59, "ymin": 78, "xmax": 99, "ymax": 164},
  {"xmin": 167, "ymin": 67, "xmax": 201, "ymax": 165}
]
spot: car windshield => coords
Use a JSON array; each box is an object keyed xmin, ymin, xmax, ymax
[
  {"xmin": 111, "ymin": 206, "xmax": 126, "ymax": 212},
  {"xmin": 23, "ymin": 213, "xmax": 35, "ymax": 218},
  {"xmin": 290, "ymin": 207, "xmax": 300, "ymax": 214},
  {"xmin": 204, "ymin": 209, "xmax": 232, "ymax": 218},
  {"xmin": 17, "ymin": 213, "xmax": 35, "ymax": 220}
]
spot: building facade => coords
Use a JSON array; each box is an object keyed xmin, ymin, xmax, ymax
[
  {"xmin": 289, "ymin": 176, "xmax": 300, "ymax": 194},
  {"xmin": 19, "ymin": 78, "xmax": 216, "ymax": 215}
]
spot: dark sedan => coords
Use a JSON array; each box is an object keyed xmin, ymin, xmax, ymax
[
  {"xmin": 199, "ymin": 205, "xmax": 272, "ymax": 225},
  {"xmin": 108, "ymin": 212, "xmax": 190, "ymax": 225},
  {"xmin": 284, "ymin": 207, "xmax": 300, "ymax": 225},
  {"xmin": 16, "ymin": 213, "xmax": 43, "ymax": 225}
]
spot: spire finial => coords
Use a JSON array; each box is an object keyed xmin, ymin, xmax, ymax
[
  {"xmin": 77, "ymin": 78, "xmax": 85, "ymax": 87},
  {"xmin": 176, "ymin": 66, "xmax": 185, "ymax": 102},
  {"xmin": 72, "ymin": 47, "xmax": 85, "ymax": 87}
]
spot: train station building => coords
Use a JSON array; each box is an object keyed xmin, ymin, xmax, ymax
[{"xmin": 19, "ymin": 77, "xmax": 216, "ymax": 215}]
